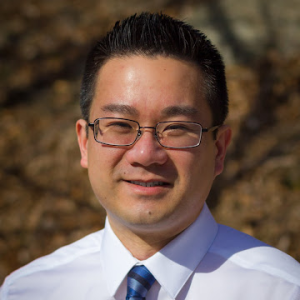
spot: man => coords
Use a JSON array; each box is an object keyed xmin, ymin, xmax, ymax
[{"xmin": 1, "ymin": 12, "xmax": 299, "ymax": 300}]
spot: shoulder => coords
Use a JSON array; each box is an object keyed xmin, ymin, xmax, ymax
[
  {"xmin": 210, "ymin": 224, "xmax": 300, "ymax": 286},
  {"xmin": 0, "ymin": 229, "xmax": 104, "ymax": 298}
]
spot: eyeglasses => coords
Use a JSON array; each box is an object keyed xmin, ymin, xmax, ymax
[{"xmin": 88, "ymin": 117, "xmax": 220, "ymax": 149}]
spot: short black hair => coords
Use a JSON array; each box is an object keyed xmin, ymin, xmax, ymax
[{"xmin": 80, "ymin": 12, "xmax": 228, "ymax": 125}]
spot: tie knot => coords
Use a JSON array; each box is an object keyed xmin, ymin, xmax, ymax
[{"xmin": 126, "ymin": 265, "xmax": 156, "ymax": 300}]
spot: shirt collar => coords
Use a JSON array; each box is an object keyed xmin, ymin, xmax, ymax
[
  {"xmin": 101, "ymin": 203, "xmax": 218, "ymax": 298},
  {"xmin": 101, "ymin": 219, "xmax": 138, "ymax": 295}
]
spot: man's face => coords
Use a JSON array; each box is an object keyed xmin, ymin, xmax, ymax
[{"xmin": 76, "ymin": 55, "xmax": 231, "ymax": 239}]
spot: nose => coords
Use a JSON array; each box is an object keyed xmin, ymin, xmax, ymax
[{"xmin": 125, "ymin": 127, "xmax": 168, "ymax": 167}]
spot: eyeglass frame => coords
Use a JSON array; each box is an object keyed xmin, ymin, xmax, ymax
[{"xmin": 88, "ymin": 117, "xmax": 220, "ymax": 149}]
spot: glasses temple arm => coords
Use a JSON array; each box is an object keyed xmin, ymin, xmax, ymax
[{"xmin": 202, "ymin": 125, "xmax": 220, "ymax": 133}]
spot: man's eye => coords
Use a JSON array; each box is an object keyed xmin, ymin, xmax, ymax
[
  {"xmin": 109, "ymin": 122, "xmax": 131, "ymax": 127},
  {"xmin": 163, "ymin": 124, "xmax": 191, "ymax": 135},
  {"xmin": 106, "ymin": 122, "xmax": 133, "ymax": 131},
  {"xmin": 164, "ymin": 124, "xmax": 189, "ymax": 131}
]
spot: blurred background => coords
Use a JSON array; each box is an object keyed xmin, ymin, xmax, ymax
[{"xmin": 0, "ymin": 0, "xmax": 299, "ymax": 284}]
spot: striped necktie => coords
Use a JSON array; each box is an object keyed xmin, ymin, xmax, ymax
[{"xmin": 126, "ymin": 265, "xmax": 156, "ymax": 300}]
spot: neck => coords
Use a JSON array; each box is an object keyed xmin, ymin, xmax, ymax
[{"xmin": 108, "ymin": 217, "xmax": 184, "ymax": 260}]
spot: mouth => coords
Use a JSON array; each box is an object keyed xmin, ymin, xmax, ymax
[{"xmin": 126, "ymin": 180, "xmax": 170, "ymax": 187}]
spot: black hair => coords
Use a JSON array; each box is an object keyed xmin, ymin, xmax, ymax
[{"xmin": 80, "ymin": 12, "xmax": 228, "ymax": 125}]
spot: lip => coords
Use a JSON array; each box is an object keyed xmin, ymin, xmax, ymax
[
  {"xmin": 127, "ymin": 180, "xmax": 170, "ymax": 187},
  {"xmin": 123, "ymin": 179, "xmax": 172, "ymax": 196}
]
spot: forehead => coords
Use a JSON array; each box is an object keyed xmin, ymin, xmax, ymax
[{"xmin": 91, "ymin": 55, "xmax": 212, "ymax": 123}]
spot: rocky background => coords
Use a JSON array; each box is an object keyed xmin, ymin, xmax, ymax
[{"xmin": 0, "ymin": 0, "xmax": 299, "ymax": 284}]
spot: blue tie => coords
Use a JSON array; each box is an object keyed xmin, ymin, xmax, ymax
[{"xmin": 126, "ymin": 265, "xmax": 156, "ymax": 300}]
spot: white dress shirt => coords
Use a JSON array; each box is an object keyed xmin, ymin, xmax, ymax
[{"xmin": 1, "ymin": 203, "xmax": 300, "ymax": 299}]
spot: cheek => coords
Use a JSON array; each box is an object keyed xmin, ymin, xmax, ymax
[
  {"xmin": 87, "ymin": 144, "xmax": 125, "ymax": 182},
  {"xmin": 173, "ymin": 149, "xmax": 210, "ymax": 172},
  {"xmin": 87, "ymin": 146, "xmax": 123, "ymax": 207},
  {"xmin": 174, "ymin": 149, "xmax": 216, "ymax": 189}
]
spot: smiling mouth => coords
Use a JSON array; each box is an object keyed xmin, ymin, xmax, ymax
[{"xmin": 128, "ymin": 181, "xmax": 169, "ymax": 187}]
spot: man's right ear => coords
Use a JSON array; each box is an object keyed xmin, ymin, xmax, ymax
[{"xmin": 76, "ymin": 119, "xmax": 89, "ymax": 169}]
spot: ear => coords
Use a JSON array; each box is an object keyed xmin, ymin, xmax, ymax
[
  {"xmin": 214, "ymin": 125, "xmax": 232, "ymax": 176},
  {"xmin": 76, "ymin": 119, "xmax": 89, "ymax": 169}
]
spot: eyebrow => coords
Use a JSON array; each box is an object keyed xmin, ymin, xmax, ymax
[
  {"xmin": 101, "ymin": 104, "xmax": 199, "ymax": 118},
  {"xmin": 161, "ymin": 105, "xmax": 199, "ymax": 117},
  {"xmin": 101, "ymin": 104, "xmax": 139, "ymax": 117}
]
